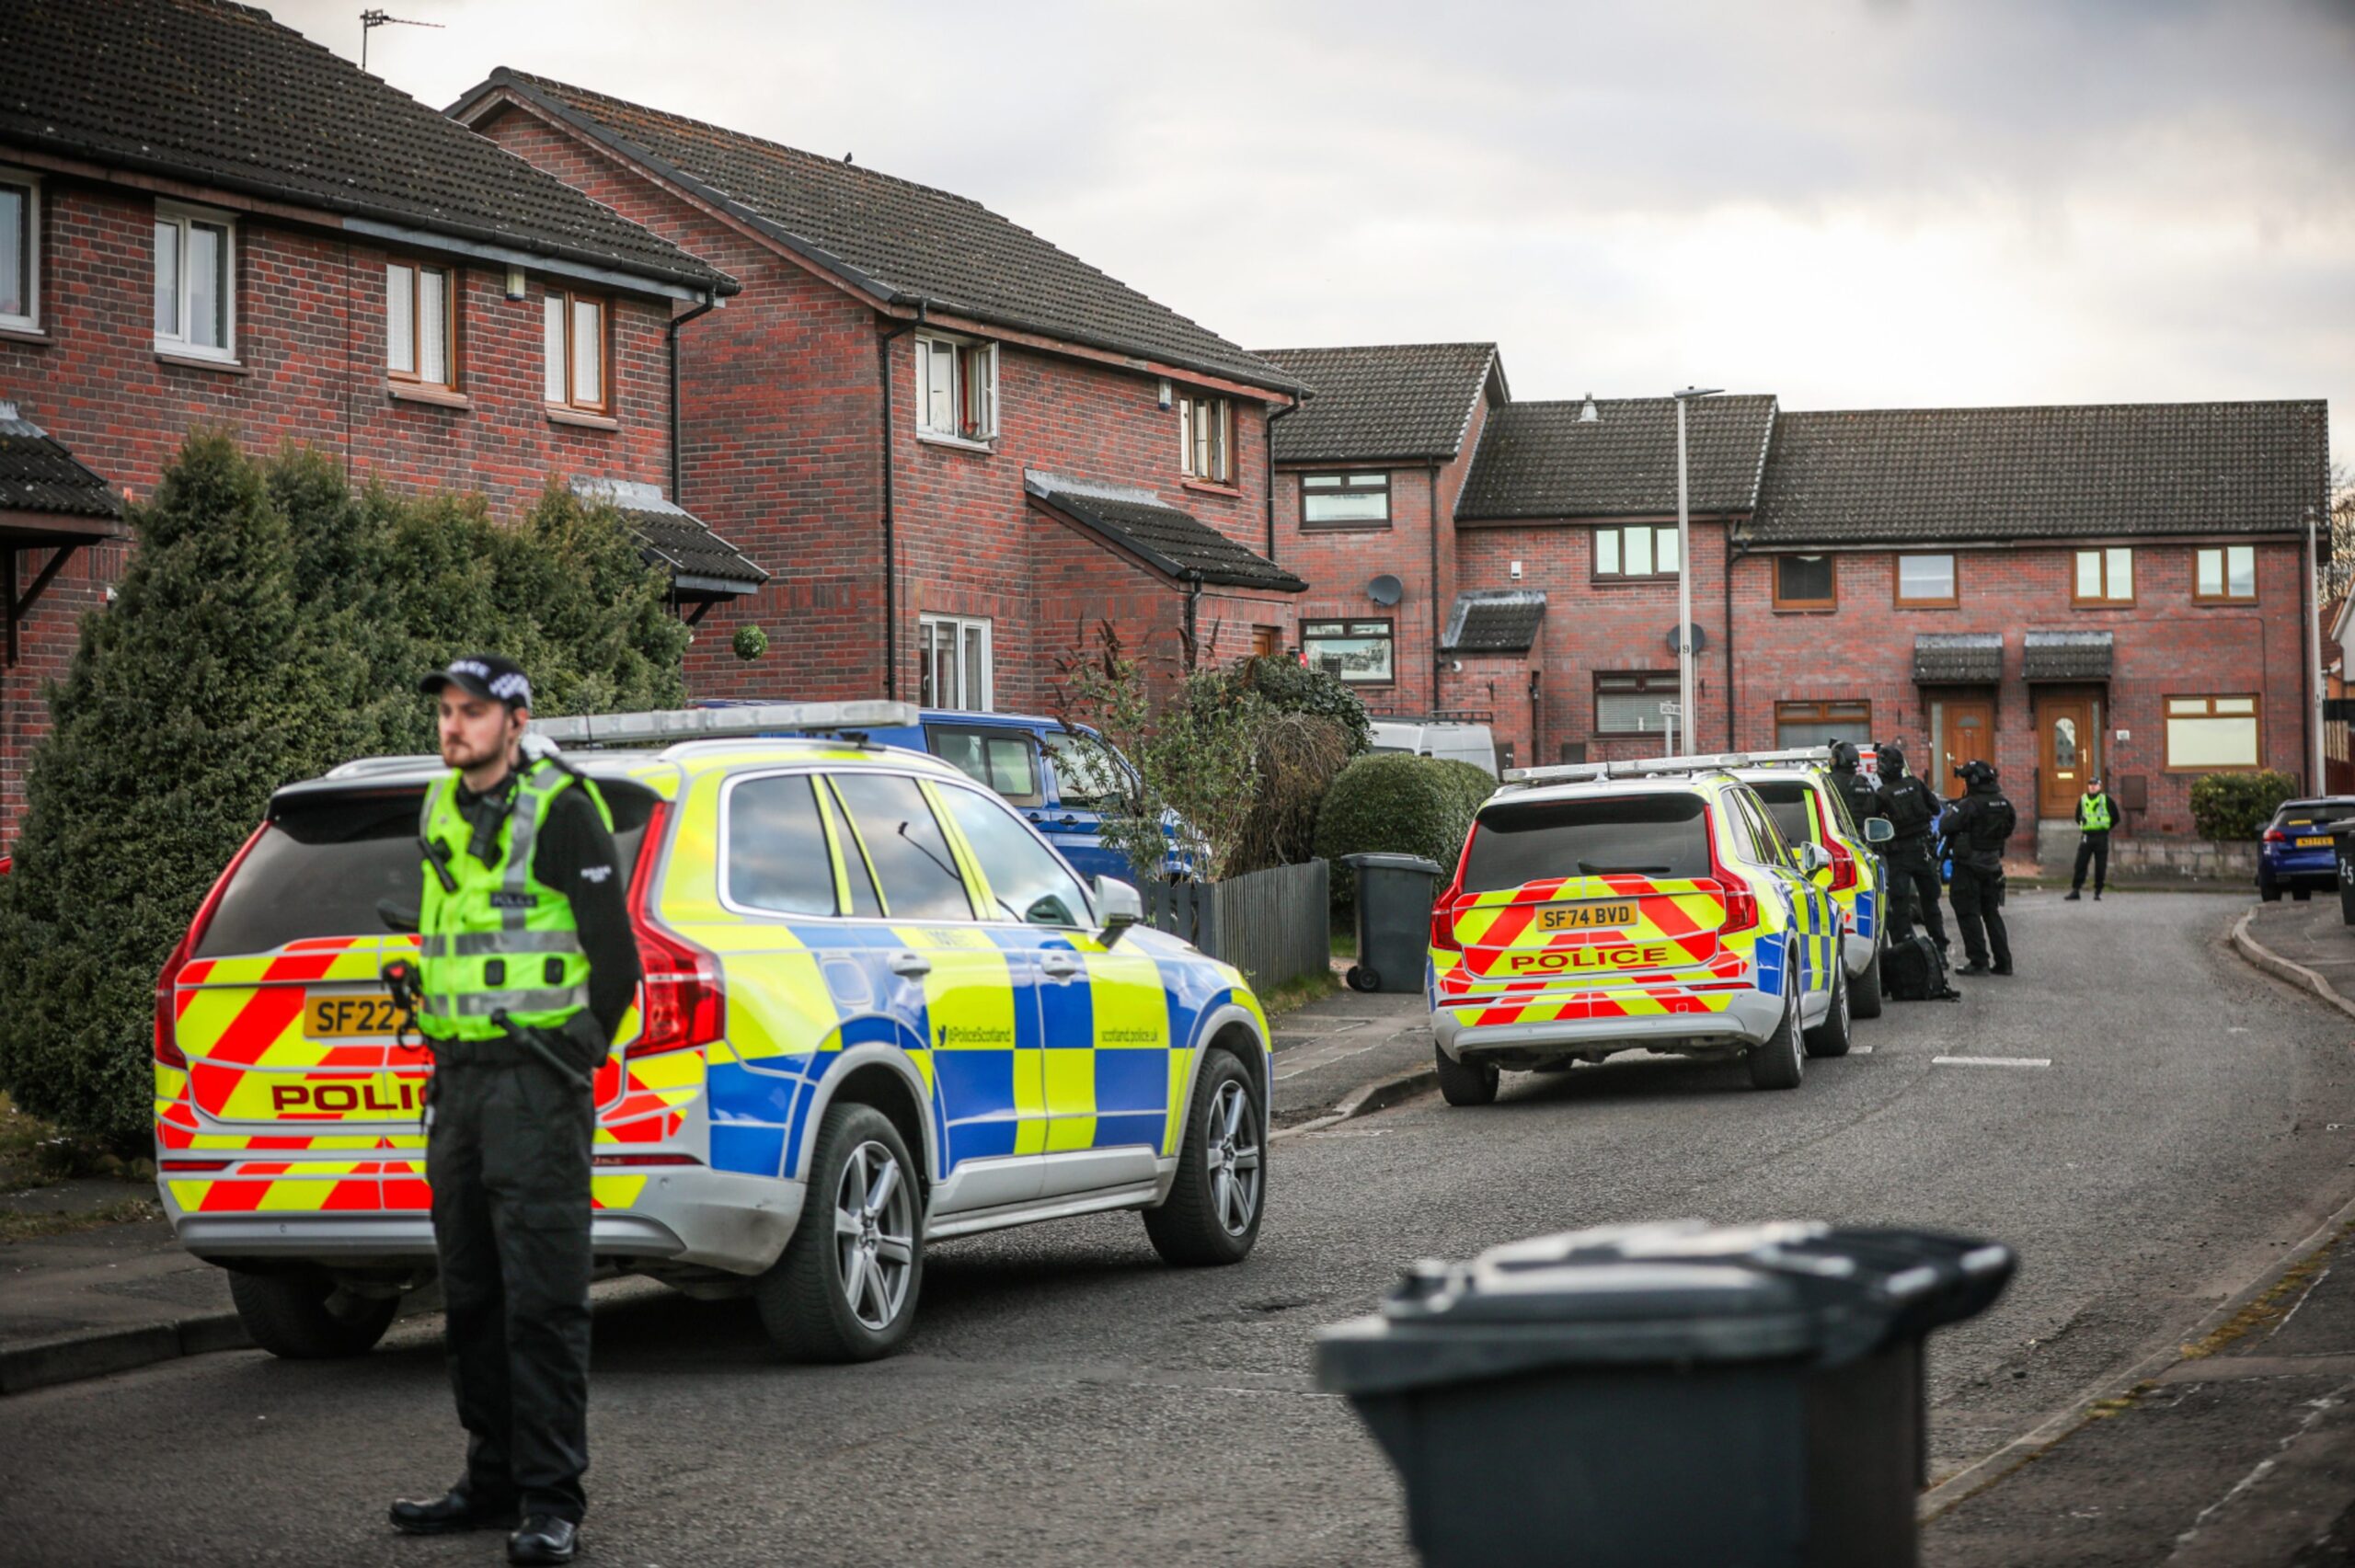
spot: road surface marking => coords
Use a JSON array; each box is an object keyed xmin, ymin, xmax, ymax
[{"xmin": 1932, "ymin": 1055, "xmax": 2052, "ymax": 1068}]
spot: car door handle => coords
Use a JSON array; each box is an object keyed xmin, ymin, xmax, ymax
[
  {"xmin": 1060, "ymin": 815, "xmax": 1079, "ymax": 827},
  {"xmin": 889, "ymin": 951, "xmax": 931, "ymax": 979},
  {"xmin": 1040, "ymin": 954, "xmax": 1083, "ymax": 980}
]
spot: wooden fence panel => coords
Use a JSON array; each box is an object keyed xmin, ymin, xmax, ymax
[{"xmin": 1142, "ymin": 860, "xmax": 1329, "ymax": 991}]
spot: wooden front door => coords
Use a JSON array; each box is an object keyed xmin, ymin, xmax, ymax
[
  {"xmin": 2036, "ymin": 692, "xmax": 2098, "ymax": 818},
  {"xmin": 1936, "ymin": 697, "xmax": 1994, "ymax": 799}
]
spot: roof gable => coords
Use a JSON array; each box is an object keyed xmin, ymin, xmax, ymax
[
  {"xmin": 1750, "ymin": 401, "xmax": 2329, "ymax": 548},
  {"xmin": 0, "ymin": 0, "xmax": 726, "ymax": 294},
  {"xmin": 460, "ymin": 70, "xmax": 1295, "ymax": 394},
  {"xmin": 1456, "ymin": 395, "xmax": 1778, "ymax": 521},
  {"xmin": 1256, "ymin": 343, "xmax": 1501, "ymax": 463}
]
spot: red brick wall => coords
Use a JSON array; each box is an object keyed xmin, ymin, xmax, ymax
[
  {"xmin": 0, "ymin": 165, "xmax": 675, "ymax": 841},
  {"xmin": 1729, "ymin": 541, "xmax": 2314, "ymax": 827},
  {"xmin": 477, "ymin": 99, "xmax": 1292, "ymax": 719}
]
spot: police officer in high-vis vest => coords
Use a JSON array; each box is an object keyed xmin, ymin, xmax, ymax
[
  {"xmin": 391, "ymin": 655, "xmax": 638, "ymax": 1567},
  {"xmin": 2066, "ymin": 776, "xmax": 2116, "ymax": 901}
]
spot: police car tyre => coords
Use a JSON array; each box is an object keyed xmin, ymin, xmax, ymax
[
  {"xmin": 1432, "ymin": 1040, "xmax": 1500, "ymax": 1107},
  {"xmin": 1747, "ymin": 950, "xmax": 1805, "ymax": 1090},
  {"xmin": 755, "ymin": 1103, "xmax": 923, "ymax": 1363},
  {"xmin": 226, "ymin": 1266, "xmax": 397, "ymax": 1359},
  {"xmin": 1851, "ymin": 943, "xmax": 1884, "ymax": 1021},
  {"xmin": 1803, "ymin": 945, "xmax": 1853, "ymax": 1059},
  {"xmin": 1143, "ymin": 1049, "xmax": 1265, "ymax": 1266}
]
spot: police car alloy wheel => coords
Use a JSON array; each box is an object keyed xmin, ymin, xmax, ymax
[
  {"xmin": 1143, "ymin": 1049, "xmax": 1266, "ymax": 1266},
  {"xmin": 755, "ymin": 1102, "xmax": 925, "ymax": 1362},
  {"xmin": 1747, "ymin": 946, "xmax": 1805, "ymax": 1091},
  {"xmin": 1804, "ymin": 942, "xmax": 1853, "ymax": 1059}
]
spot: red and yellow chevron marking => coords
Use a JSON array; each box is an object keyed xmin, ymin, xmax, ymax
[{"xmin": 1446, "ymin": 876, "xmax": 1732, "ymax": 984}]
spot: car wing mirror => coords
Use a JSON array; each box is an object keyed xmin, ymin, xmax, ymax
[
  {"xmin": 1092, "ymin": 876, "xmax": 1144, "ymax": 947},
  {"xmin": 1864, "ymin": 817, "xmax": 1895, "ymax": 845},
  {"xmin": 1794, "ymin": 841, "xmax": 1832, "ymax": 876}
]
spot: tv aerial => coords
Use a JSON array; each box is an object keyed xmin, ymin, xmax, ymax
[{"xmin": 360, "ymin": 10, "xmax": 442, "ymax": 71}]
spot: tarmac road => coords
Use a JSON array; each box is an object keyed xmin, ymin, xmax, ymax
[{"xmin": 4, "ymin": 889, "xmax": 2352, "ymax": 1566}]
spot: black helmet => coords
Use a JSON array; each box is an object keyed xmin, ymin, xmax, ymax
[
  {"xmin": 1828, "ymin": 739, "xmax": 1861, "ymax": 771},
  {"xmin": 1956, "ymin": 760, "xmax": 1999, "ymax": 787},
  {"xmin": 1880, "ymin": 738, "xmax": 1909, "ymax": 774}
]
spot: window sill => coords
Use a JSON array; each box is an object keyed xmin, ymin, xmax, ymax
[
  {"xmin": 546, "ymin": 406, "xmax": 619, "ymax": 431},
  {"xmin": 1590, "ymin": 576, "xmax": 1681, "ymax": 588},
  {"xmin": 387, "ymin": 383, "xmax": 471, "ymax": 411},
  {"xmin": 1772, "ymin": 604, "xmax": 1839, "ymax": 614},
  {"xmin": 0, "ymin": 324, "xmax": 50, "ymax": 346},
  {"xmin": 1182, "ymin": 479, "xmax": 1243, "ymax": 499},
  {"xmin": 2070, "ymin": 601, "xmax": 2136, "ymax": 612},
  {"xmin": 1299, "ymin": 521, "xmax": 1394, "ymax": 534},
  {"xmin": 2191, "ymin": 598, "xmax": 2258, "ymax": 608},
  {"xmin": 1894, "ymin": 601, "xmax": 1959, "ymax": 612},
  {"xmin": 155, "ymin": 349, "xmax": 248, "ymax": 375},
  {"xmin": 916, "ymin": 430, "xmax": 995, "ymax": 454}
]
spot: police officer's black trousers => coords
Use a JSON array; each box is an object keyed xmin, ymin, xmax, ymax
[
  {"xmin": 426, "ymin": 1056, "xmax": 594, "ymax": 1524},
  {"xmin": 2072, "ymin": 831, "xmax": 2110, "ymax": 895},
  {"xmin": 1888, "ymin": 845, "xmax": 1948, "ymax": 949},
  {"xmin": 1949, "ymin": 864, "xmax": 2012, "ymax": 972}
]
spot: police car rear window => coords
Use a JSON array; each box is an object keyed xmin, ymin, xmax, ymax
[
  {"xmin": 1462, "ymin": 794, "xmax": 1711, "ymax": 892},
  {"xmin": 194, "ymin": 784, "xmax": 656, "ymax": 957},
  {"xmin": 1750, "ymin": 780, "xmax": 1819, "ymax": 848}
]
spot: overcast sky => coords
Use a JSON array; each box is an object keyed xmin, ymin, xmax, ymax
[{"xmin": 276, "ymin": 0, "xmax": 2355, "ymax": 463}]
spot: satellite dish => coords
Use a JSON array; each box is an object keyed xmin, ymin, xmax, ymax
[
  {"xmin": 1368, "ymin": 574, "xmax": 1404, "ymax": 607},
  {"xmin": 1663, "ymin": 623, "xmax": 1709, "ymax": 656}
]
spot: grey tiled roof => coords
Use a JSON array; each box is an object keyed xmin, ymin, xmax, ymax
[
  {"xmin": 0, "ymin": 404, "xmax": 124, "ymax": 522},
  {"xmin": 1442, "ymin": 590, "xmax": 1545, "ymax": 653},
  {"xmin": 0, "ymin": 1, "xmax": 729, "ymax": 293},
  {"xmin": 1255, "ymin": 343, "xmax": 1499, "ymax": 463},
  {"xmin": 1751, "ymin": 402, "xmax": 2329, "ymax": 547},
  {"xmin": 571, "ymin": 479, "xmax": 765, "ymax": 598},
  {"xmin": 2023, "ymin": 630, "xmax": 2113, "ymax": 681},
  {"xmin": 465, "ymin": 71, "xmax": 1295, "ymax": 394},
  {"xmin": 1025, "ymin": 475, "xmax": 1305, "ymax": 592},
  {"xmin": 1455, "ymin": 396, "xmax": 1779, "ymax": 521},
  {"xmin": 1913, "ymin": 633, "xmax": 2004, "ymax": 684}
]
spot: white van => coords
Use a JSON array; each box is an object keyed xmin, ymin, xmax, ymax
[{"xmin": 1368, "ymin": 720, "xmax": 1499, "ymax": 779}]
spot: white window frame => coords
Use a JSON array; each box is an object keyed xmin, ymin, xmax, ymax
[
  {"xmin": 913, "ymin": 334, "xmax": 998, "ymax": 444},
  {"xmin": 0, "ymin": 166, "xmax": 39, "ymax": 333},
  {"xmin": 153, "ymin": 200, "xmax": 237, "ymax": 362},
  {"xmin": 921, "ymin": 614, "xmax": 994, "ymax": 710},
  {"xmin": 1178, "ymin": 392, "xmax": 1233, "ymax": 484}
]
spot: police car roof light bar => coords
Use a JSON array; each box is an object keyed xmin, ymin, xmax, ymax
[
  {"xmin": 1498, "ymin": 746, "xmax": 1838, "ymax": 793},
  {"xmin": 528, "ymin": 701, "xmax": 923, "ymax": 750}
]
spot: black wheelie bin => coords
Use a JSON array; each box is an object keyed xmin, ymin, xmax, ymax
[
  {"xmin": 1339, "ymin": 852, "xmax": 1444, "ymax": 994},
  {"xmin": 1315, "ymin": 1219, "xmax": 2016, "ymax": 1568}
]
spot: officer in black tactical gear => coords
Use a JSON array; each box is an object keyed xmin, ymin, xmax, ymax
[
  {"xmin": 1826, "ymin": 738, "xmax": 1884, "ymax": 831},
  {"xmin": 1872, "ymin": 739, "xmax": 1948, "ymax": 950},
  {"xmin": 1939, "ymin": 759, "xmax": 2017, "ymax": 976}
]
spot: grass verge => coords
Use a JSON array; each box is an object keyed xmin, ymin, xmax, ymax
[
  {"xmin": 0, "ymin": 1195, "xmax": 165, "ymax": 1242},
  {"xmin": 1258, "ymin": 968, "xmax": 1342, "ymax": 1017}
]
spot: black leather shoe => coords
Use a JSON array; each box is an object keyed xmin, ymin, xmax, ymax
[
  {"xmin": 1991, "ymin": 965, "xmax": 2014, "ymax": 976},
  {"xmin": 509, "ymin": 1516, "xmax": 579, "ymax": 1565},
  {"xmin": 1956, "ymin": 962, "xmax": 1992, "ymax": 977},
  {"xmin": 2064, "ymin": 891, "xmax": 2081, "ymax": 901},
  {"xmin": 390, "ymin": 1489, "xmax": 519, "ymax": 1535}
]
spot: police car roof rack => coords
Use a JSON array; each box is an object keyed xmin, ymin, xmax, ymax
[
  {"xmin": 1498, "ymin": 746, "xmax": 1833, "ymax": 793},
  {"xmin": 527, "ymin": 701, "xmax": 922, "ymax": 752}
]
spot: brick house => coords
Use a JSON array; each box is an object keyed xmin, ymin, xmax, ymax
[
  {"xmin": 452, "ymin": 71, "xmax": 1308, "ymax": 712},
  {"xmin": 1256, "ymin": 341, "xmax": 2329, "ymax": 842},
  {"xmin": 0, "ymin": 0, "xmax": 753, "ymax": 841},
  {"xmin": 1256, "ymin": 343, "xmax": 1506, "ymax": 721}
]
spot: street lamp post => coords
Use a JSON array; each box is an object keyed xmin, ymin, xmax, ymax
[{"xmin": 1671, "ymin": 387, "xmax": 1722, "ymax": 755}]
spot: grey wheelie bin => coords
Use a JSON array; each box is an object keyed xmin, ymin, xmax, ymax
[
  {"xmin": 1339, "ymin": 853, "xmax": 1444, "ymax": 994},
  {"xmin": 1315, "ymin": 1219, "xmax": 2016, "ymax": 1568}
]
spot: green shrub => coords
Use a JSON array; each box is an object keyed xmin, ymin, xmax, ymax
[
  {"xmin": 0, "ymin": 438, "xmax": 686, "ymax": 1150},
  {"xmin": 1315, "ymin": 753, "xmax": 1481, "ymax": 905},
  {"xmin": 2189, "ymin": 770, "xmax": 2304, "ymax": 841},
  {"xmin": 1230, "ymin": 655, "xmax": 1370, "ymax": 756},
  {"xmin": 1432, "ymin": 759, "xmax": 1499, "ymax": 828}
]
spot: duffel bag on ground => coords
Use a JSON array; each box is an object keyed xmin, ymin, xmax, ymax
[{"xmin": 1883, "ymin": 932, "xmax": 1960, "ymax": 1001}]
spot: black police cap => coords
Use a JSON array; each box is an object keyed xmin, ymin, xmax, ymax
[{"xmin": 419, "ymin": 653, "xmax": 534, "ymax": 709}]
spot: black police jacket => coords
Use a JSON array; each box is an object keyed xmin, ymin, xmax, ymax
[
  {"xmin": 1938, "ymin": 787, "xmax": 2017, "ymax": 871},
  {"xmin": 1876, "ymin": 773, "xmax": 1940, "ymax": 840}
]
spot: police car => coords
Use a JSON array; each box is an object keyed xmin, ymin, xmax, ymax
[
  {"xmin": 1426, "ymin": 750, "xmax": 1852, "ymax": 1105},
  {"xmin": 153, "ymin": 703, "xmax": 1269, "ymax": 1363},
  {"xmin": 1729, "ymin": 756, "xmax": 1894, "ymax": 1018}
]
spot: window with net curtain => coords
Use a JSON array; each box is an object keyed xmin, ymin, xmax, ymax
[{"xmin": 1775, "ymin": 699, "xmax": 1872, "ymax": 751}]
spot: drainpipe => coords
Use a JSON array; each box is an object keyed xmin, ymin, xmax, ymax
[
  {"xmin": 877, "ymin": 303, "xmax": 925, "ymax": 700},
  {"xmin": 1723, "ymin": 523, "xmax": 1747, "ymax": 751},
  {"xmin": 2310, "ymin": 505, "xmax": 2325, "ymax": 791},
  {"xmin": 667, "ymin": 290, "xmax": 718, "ymax": 505},
  {"xmin": 1185, "ymin": 571, "xmax": 1202, "ymax": 672},
  {"xmin": 1263, "ymin": 391, "xmax": 1306, "ymax": 561}
]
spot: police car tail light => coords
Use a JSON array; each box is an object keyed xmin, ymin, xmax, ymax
[
  {"xmin": 1430, "ymin": 888, "xmax": 1463, "ymax": 952},
  {"xmin": 154, "ymin": 820, "xmax": 268, "ymax": 1070},
  {"xmin": 1706, "ymin": 809, "xmax": 1761, "ymax": 934},
  {"xmin": 633, "ymin": 918, "xmax": 723, "ymax": 1058},
  {"xmin": 1826, "ymin": 838, "xmax": 1860, "ymax": 893}
]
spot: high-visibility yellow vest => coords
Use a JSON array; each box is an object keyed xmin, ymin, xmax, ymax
[
  {"xmin": 416, "ymin": 760, "xmax": 610, "ymax": 1043},
  {"xmin": 2077, "ymin": 793, "xmax": 2114, "ymax": 831}
]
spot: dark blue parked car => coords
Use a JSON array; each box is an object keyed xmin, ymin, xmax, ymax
[
  {"xmin": 695, "ymin": 704, "xmax": 1140, "ymax": 884},
  {"xmin": 2257, "ymin": 796, "xmax": 2355, "ymax": 902}
]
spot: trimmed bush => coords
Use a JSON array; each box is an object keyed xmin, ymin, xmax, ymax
[
  {"xmin": 1230, "ymin": 655, "xmax": 1371, "ymax": 756},
  {"xmin": 1432, "ymin": 759, "xmax": 1499, "ymax": 835},
  {"xmin": 2189, "ymin": 770, "xmax": 2304, "ymax": 841},
  {"xmin": 1315, "ymin": 753, "xmax": 1482, "ymax": 906}
]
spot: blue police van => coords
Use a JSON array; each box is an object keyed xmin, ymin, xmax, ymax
[{"xmin": 697, "ymin": 703, "xmax": 1135, "ymax": 883}]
